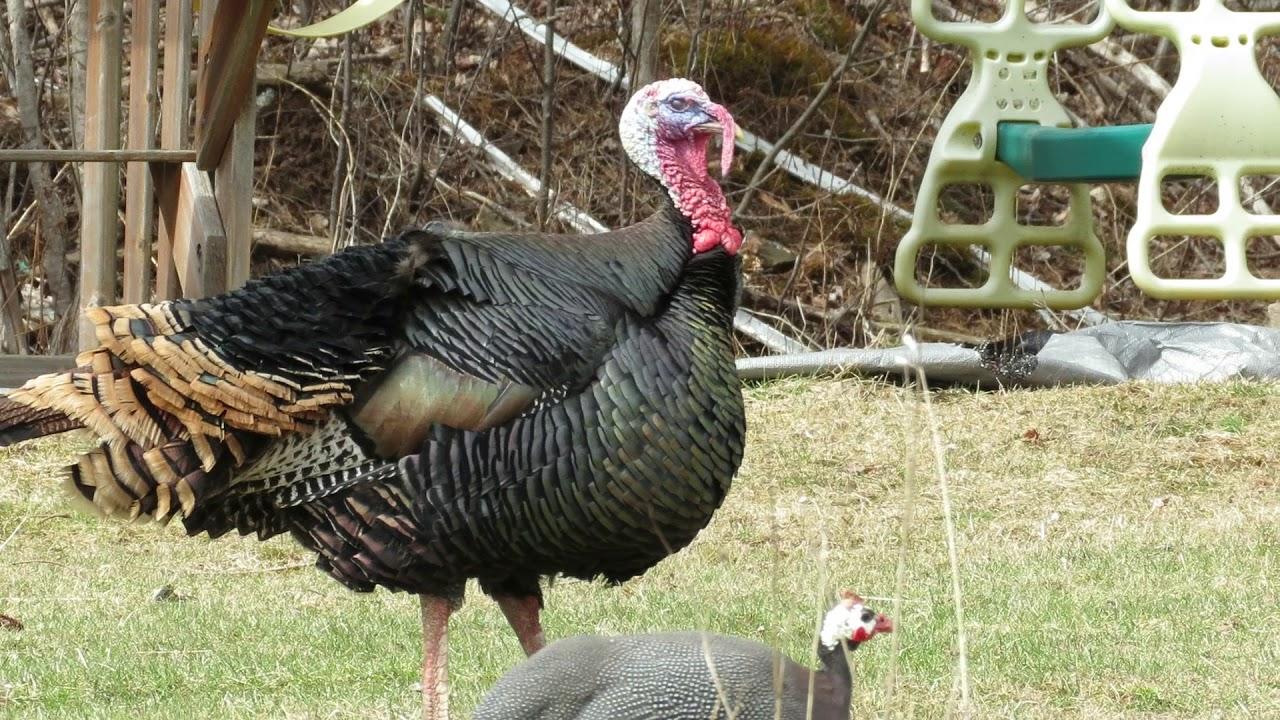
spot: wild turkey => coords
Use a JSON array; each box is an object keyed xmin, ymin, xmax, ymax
[
  {"xmin": 0, "ymin": 79, "xmax": 747, "ymax": 719},
  {"xmin": 472, "ymin": 590, "xmax": 893, "ymax": 719}
]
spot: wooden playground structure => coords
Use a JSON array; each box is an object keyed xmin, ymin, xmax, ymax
[{"xmin": 1, "ymin": 0, "xmax": 274, "ymax": 354}]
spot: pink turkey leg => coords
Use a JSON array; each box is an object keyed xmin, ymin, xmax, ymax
[
  {"xmin": 420, "ymin": 595, "xmax": 454, "ymax": 720},
  {"xmin": 496, "ymin": 594, "xmax": 547, "ymax": 656}
]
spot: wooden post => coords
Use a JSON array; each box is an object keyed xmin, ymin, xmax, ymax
[
  {"xmin": 123, "ymin": 0, "xmax": 160, "ymax": 303},
  {"xmin": 156, "ymin": 0, "xmax": 192, "ymax": 300},
  {"xmin": 78, "ymin": 0, "xmax": 124, "ymax": 351},
  {"xmin": 194, "ymin": 0, "xmax": 272, "ymax": 171},
  {"xmin": 157, "ymin": 163, "xmax": 226, "ymax": 298},
  {"xmin": 217, "ymin": 99, "xmax": 255, "ymax": 291},
  {"xmin": 197, "ymin": 0, "xmax": 258, "ymax": 292}
]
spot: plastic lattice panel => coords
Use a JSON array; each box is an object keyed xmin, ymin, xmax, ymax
[
  {"xmin": 895, "ymin": 0, "xmax": 1112, "ymax": 309},
  {"xmin": 1107, "ymin": 0, "xmax": 1280, "ymax": 299}
]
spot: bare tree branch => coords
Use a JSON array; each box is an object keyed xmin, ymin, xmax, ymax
[
  {"xmin": 5, "ymin": 0, "xmax": 73, "ymax": 323},
  {"xmin": 628, "ymin": 0, "xmax": 661, "ymax": 89},
  {"xmin": 442, "ymin": 0, "xmax": 466, "ymax": 77},
  {"xmin": 536, "ymin": 0, "xmax": 557, "ymax": 229}
]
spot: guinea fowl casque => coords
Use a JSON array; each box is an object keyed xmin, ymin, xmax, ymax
[
  {"xmin": 471, "ymin": 590, "xmax": 894, "ymax": 719},
  {"xmin": 0, "ymin": 79, "xmax": 746, "ymax": 718}
]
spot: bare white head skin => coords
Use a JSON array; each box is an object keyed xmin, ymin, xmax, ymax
[
  {"xmin": 618, "ymin": 79, "xmax": 743, "ymax": 255},
  {"xmin": 819, "ymin": 590, "xmax": 894, "ymax": 651}
]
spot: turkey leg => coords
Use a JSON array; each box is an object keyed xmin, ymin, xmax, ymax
[
  {"xmin": 420, "ymin": 594, "xmax": 454, "ymax": 720},
  {"xmin": 495, "ymin": 594, "xmax": 546, "ymax": 656}
]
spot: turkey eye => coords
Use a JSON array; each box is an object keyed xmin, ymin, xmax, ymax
[
  {"xmin": 667, "ymin": 96, "xmax": 691, "ymax": 112},
  {"xmin": 861, "ymin": 611, "xmax": 874, "ymax": 623}
]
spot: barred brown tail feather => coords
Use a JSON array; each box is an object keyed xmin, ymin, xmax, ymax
[{"xmin": 0, "ymin": 396, "xmax": 84, "ymax": 446}]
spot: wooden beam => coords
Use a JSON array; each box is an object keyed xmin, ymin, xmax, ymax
[
  {"xmin": 252, "ymin": 228, "xmax": 329, "ymax": 256},
  {"xmin": 193, "ymin": 0, "xmax": 273, "ymax": 170},
  {"xmin": 156, "ymin": 0, "xmax": 192, "ymax": 300},
  {"xmin": 78, "ymin": 0, "xmax": 124, "ymax": 351},
  {"xmin": 0, "ymin": 149, "xmax": 193, "ymax": 162},
  {"xmin": 216, "ymin": 80, "xmax": 255, "ymax": 291},
  {"xmin": 0, "ymin": 355, "xmax": 78, "ymax": 389},
  {"xmin": 157, "ymin": 163, "xmax": 226, "ymax": 298},
  {"xmin": 159, "ymin": 0, "xmax": 192, "ymax": 150},
  {"xmin": 124, "ymin": 0, "xmax": 160, "ymax": 303}
]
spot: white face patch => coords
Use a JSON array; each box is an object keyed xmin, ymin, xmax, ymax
[
  {"xmin": 619, "ymin": 78, "xmax": 712, "ymax": 183},
  {"xmin": 819, "ymin": 599, "xmax": 878, "ymax": 650}
]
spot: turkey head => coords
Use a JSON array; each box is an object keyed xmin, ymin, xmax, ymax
[{"xmin": 620, "ymin": 78, "xmax": 744, "ymax": 255}]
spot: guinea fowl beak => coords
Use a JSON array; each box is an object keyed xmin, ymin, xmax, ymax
[{"xmin": 874, "ymin": 614, "xmax": 895, "ymax": 634}]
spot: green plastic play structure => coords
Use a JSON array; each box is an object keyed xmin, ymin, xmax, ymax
[
  {"xmin": 897, "ymin": 0, "xmax": 1280, "ymax": 308},
  {"xmin": 267, "ymin": 0, "xmax": 405, "ymax": 38}
]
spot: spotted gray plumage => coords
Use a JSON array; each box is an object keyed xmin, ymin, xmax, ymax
[
  {"xmin": 473, "ymin": 632, "xmax": 852, "ymax": 720},
  {"xmin": 473, "ymin": 595, "xmax": 893, "ymax": 720}
]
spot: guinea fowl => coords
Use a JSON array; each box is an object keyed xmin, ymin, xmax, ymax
[
  {"xmin": 472, "ymin": 590, "xmax": 893, "ymax": 719},
  {"xmin": 0, "ymin": 79, "xmax": 746, "ymax": 719}
]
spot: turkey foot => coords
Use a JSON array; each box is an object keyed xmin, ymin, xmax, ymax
[
  {"xmin": 495, "ymin": 594, "xmax": 545, "ymax": 656},
  {"xmin": 420, "ymin": 595, "xmax": 454, "ymax": 720}
]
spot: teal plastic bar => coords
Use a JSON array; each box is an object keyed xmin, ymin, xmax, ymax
[{"xmin": 996, "ymin": 122, "xmax": 1153, "ymax": 182}]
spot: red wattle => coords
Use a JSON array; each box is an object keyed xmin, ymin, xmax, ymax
[{"xmin": 657, "ymin": 134, "xmax": 743, "ymax": 255}]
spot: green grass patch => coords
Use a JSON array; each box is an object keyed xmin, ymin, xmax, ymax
[{"xmin": 2, "ymin": 380, "xmax": 1279, "ymax": 718}]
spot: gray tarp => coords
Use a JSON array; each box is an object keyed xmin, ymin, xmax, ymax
[{"xmin": 737, "ymin": 322, "xmax": 1280, "ymax": 387}]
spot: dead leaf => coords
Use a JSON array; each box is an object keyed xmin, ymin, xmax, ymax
[{"xmin": 0, "ymin": 614, "xmax": 22, "ymax": 631}]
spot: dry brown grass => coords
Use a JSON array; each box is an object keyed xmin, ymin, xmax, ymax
[{"xmin": 3, "ymin": 378, "xmax": 1279, "ymax": 718}]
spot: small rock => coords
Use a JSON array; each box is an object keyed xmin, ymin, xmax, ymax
[
  {"xmin": 863, "ymin": 261, "xmax": 901, "ymax": 324},
  {"xmin": 455, "ymin": 54, "xmax": 484, "ymax": 72},
  {"xmin": 741, "ymin": 232, "xmax": 797, "ymax": 274},
  {"xmin": 151, "ymin": 584, "xmax": 181, "ymax": 602},
  {"xmin": 255, "ymin": 88, "xmax": 277, "ymax": 111}
]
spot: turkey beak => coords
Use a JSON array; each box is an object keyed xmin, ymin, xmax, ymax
[
  {"xmin": 692, "ymin": 119, "xmax": 724, "ymax": 135},
  {"xmin": 874, "ymin": 614, "xmax": 895, "ymax": 635},
  {"xmin": 692, "ymin": 103, "xmax": 738, "ymax": 177}
]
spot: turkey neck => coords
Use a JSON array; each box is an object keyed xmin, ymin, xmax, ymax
[
  {"xmin": 810, "ymin": 642, "xmax": 854, "ymax": 719},
  {"xmin": 654, "ymin": 134, "xmax": 740, "ymax": 255}
]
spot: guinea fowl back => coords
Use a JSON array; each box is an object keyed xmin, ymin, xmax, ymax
[
  {"xmin": 473, "ymin": 593, "xmax": 893, "ymax": 720},
  {"xmin": 473, "ymin": 633, "xmax": 818, "ymax": 720}
]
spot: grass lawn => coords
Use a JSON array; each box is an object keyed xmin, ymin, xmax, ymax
[{"xmin": 2, "ymin": 378, "xmax": 1279, "ymax": 719}]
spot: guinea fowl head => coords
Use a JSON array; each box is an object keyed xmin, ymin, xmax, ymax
[
  {"xmin": 819, "ymin": 589, "xmax": 894, "ymax": 651},
  {"xmin": 619, "ymin": 79, "xmax": 743, "ymax": 256}
]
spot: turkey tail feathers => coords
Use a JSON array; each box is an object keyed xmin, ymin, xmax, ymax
[{"xmin": 0, "ymin": 395, "xmax": 84, "ymax": 446}]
